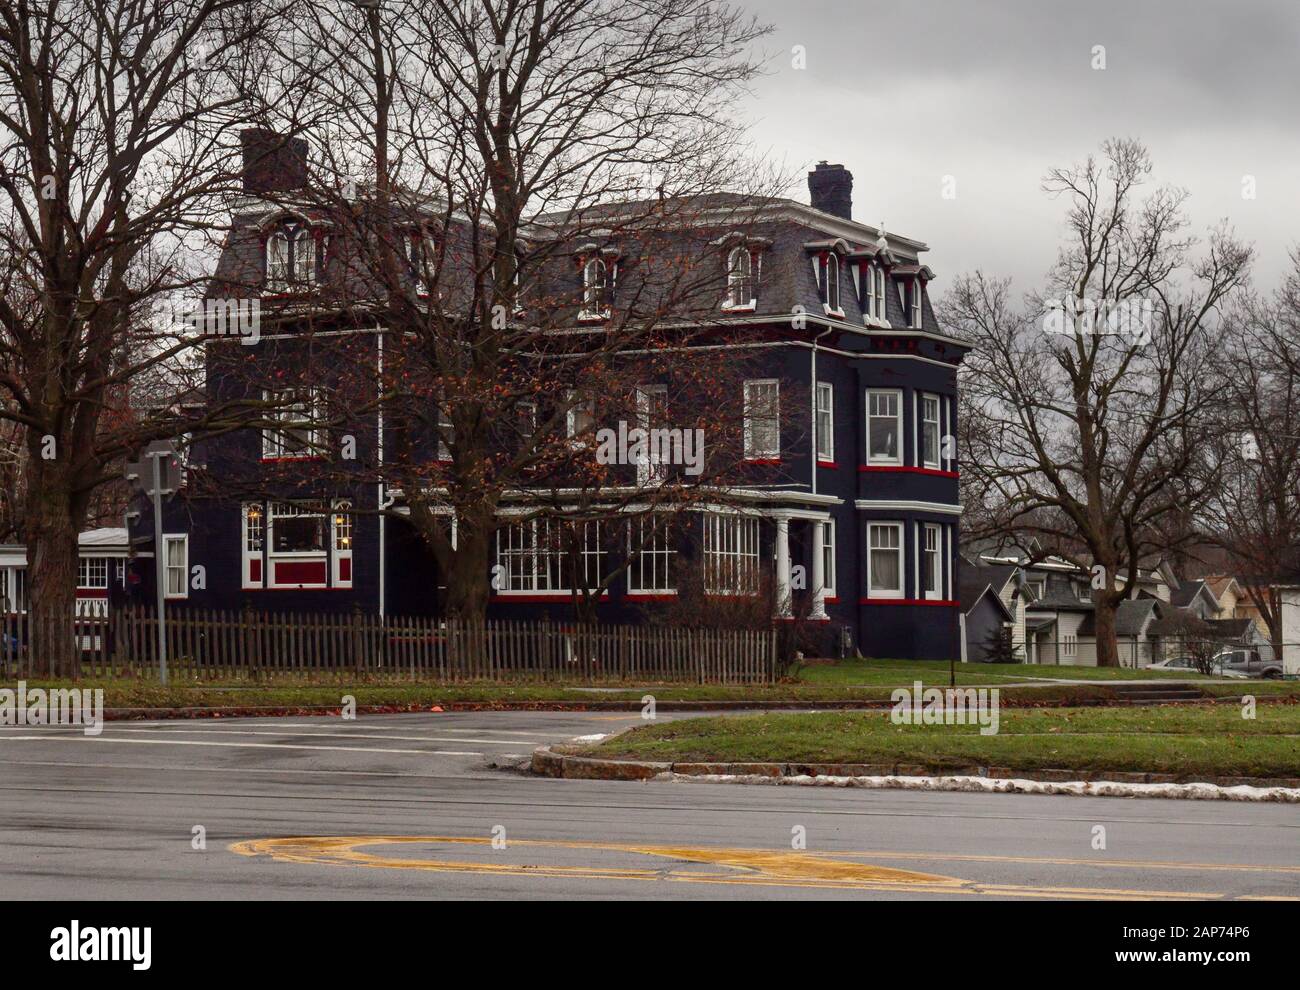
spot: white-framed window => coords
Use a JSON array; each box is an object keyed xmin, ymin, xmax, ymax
[
  {"xmin": 743, "ymin": 379, "xmax": 780, "ymax": 460},
  {"xmin": 815, "ymin": 382, "xmax": 834, "ymax": 462},
  {"xmin": 77, "ymin": 557, "xmax": 109, "ymax": 590},
  {"xmin": 635, "ymin": 384, "xmax": 668, "ymax": 485},
  {"xmin": 703, "ymin": 513, "xmax": 760, "ymax": 594},
  {"xmin": 867, "ymin": 522, "xmax": 903, "ymax": 598},
  {"xmin": 866, "ymin": 389, "xmax": 902, "ymax": 465},
  {"xmin": 921, "ymin": 393, "xmax": 941, "ymax": 469},
  {"xmin": 910, "ymin": 278, "xmax": 923, "ymax": 328},
  {"xmin": 242, "ymin": 502, "xmax": 265, "ymax": 589},
  {"xmin": 495, "ymin": 518, "xmax": 603, "ymax": 593},
  {"xmin": 436, "ymin": 399, "xmax": 453, "ymax": 461},
  {"xmin": 270, "ymin": 501, "xmax": 327, "ymax": 556},
  {"xmin": 332, "ymin": 500, "xmax": 353, "ymax": 588},
  {"xmin": 823, "ymin": 254, "xmax": 842, "ymax": 313},
  {"xmin": 726, "ymin": 247, "xmax": 755, "ymax": 308},
  {"xmin": 627, "ymin": 515, "xmax": 677, "ymax": 594},
  {"xmin": 865, "ymin": 262, "xmax": 886, "ymax": 320},
  {"xmin": 409, "ymin": 231, "xmax": 439, "ymax": 295},
  {"xmin": 0, "ymin": 567, "xmax": 26, "ymax": 612},
  {"xmin": 565, "ymin": 392, "xmax": 595, "ymax": 440},
  {"xmin": 263, "ymin": 387, "xmax": 323, "ymax": 459},
  {"xmin": 265, "ymin": 220, "xmax": 315, "ymax": 292},
  {"xmin": 581, "ymin": 256, "xmax": 611, "ymax": 318},
  {"xmin": 163, "ymin": 535, "xmax": 188, "ymax": 599},
  {"xmin": 821, "ymin": 519, "xmax": 836, "ymax": 597},
  {"xmin": 922, "ymin": 524, "xmax": 941, "ymax": 600},
  {"xmin": 517, "ymin": 401, "xmax": 537, "ymax": 443},
  {"xmin": 1062, "ymin": 634, "xmax": 1078, "ymax": 659}
]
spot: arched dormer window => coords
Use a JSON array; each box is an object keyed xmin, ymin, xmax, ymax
[
  {"xmin": 727, "ymin": 247, "xmax": 753, "ymax": 308},
  {"xmin": 582, "ymin": 255, "xmax": 609, "ymax": 318},
  {"xmin": 823, "ymin": 253, "xmax": 841, "ymax": 314},
  {"xmin": 265, "ymin": 217, "xmax": 316, "ymax": 292},
  {"xmin": 864, "ymin": 261, "xmax": 887, "ymax": 321}
]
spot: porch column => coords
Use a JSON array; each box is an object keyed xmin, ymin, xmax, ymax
[
  {"xmin": 774, "ymin": 516, "xmax": 793, "ymax": 618},
  {"xmin": 810, "ymin": 518, "xmax": 828, "ymax": 620}
]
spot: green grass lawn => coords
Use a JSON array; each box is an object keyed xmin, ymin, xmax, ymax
[
  {"xmin": 582, "ymin": 705, "xmax": 1300, "ymax": 779},
  {"xmin": 7, "ymin": 656, "xmax": 1292, "ymax": 711}
]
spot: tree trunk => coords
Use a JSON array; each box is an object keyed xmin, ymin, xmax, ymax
[
  {"xmin": 442, "ymin": 507, "xmax": 492, "ymax": 624},
  {"xmin": 1093, "ymin": 594, "xmax": 1120, "ymax": 667},
  {"xmin": 25, "ymin": 481, "xmax": 80, "ymax": 679}
]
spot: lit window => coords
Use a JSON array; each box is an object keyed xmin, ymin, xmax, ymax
[
  {"xmin": 743, "ymin": 379, "xmax": 780, "ymax": 460},
  {"xmin": 242, "ymin": 503, "xmax": 264, "ymax": 589},
  {"xmin": 703, "ymin": 513, "xmax": 760, "ymax": 594},
  {"xmin": 868, "ymin": 523, "xmax": 903, "ymax": 598},
  {"xmin": 163, "ymin": 536, "xmax": 188, "ymax": 599},
  {"xmin": 726, "ymin": 247, "xmax": 754, "ymax": 308},
  {"xmin": 815, "ymin": 382, "xmax": 834, "ymax": 462},
  {"xmin": 921, "ymin": 394, "xmax": 941, "ymax": 469},
  {"xmin": 867, "ymin": 389, "xmax": 902, "ymax": 464}
]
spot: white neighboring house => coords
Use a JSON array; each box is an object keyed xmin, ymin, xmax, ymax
[{"xmin": 0, "ymin": 527, "xmax": 131, "ymax": 618}]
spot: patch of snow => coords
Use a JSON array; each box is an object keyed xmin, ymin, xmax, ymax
[
  {"xmin": 570, "ymin": 733, "xmax": 609, "ymax": 743},
  {"xmin": 656, "ymin": 772, "xmax": 1300, "ymax": 803}
]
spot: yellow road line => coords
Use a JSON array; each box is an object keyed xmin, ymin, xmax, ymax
[{"xmin": 229, "ymin": 835, "xmax": 1265, "ymax": 900}]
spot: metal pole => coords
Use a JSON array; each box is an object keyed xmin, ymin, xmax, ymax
[{"xmin": 151, "ymin": 453, "xmax": 168, "ymax": 685}]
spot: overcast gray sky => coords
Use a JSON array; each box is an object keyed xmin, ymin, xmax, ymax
[{"xmin": 738, "ymin": 0, "xmax": 1300, "ymax": 297}]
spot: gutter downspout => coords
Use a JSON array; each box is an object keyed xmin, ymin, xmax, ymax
[{"xmin": 376, "ymin": 324, "xmax": 387, "ymax": 617}]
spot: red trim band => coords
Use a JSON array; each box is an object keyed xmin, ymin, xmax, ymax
[
  {"xmin": 858, "ymin": 597, "xmax": 959, "ymax": 607},
  {"xmin": 858, "ymin": 465, "xmax": 958, "ymax": 478}
]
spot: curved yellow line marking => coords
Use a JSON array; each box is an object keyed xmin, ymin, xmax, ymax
[{"xmin": 230, "ymin": 835, "xmax": 963, "ymax": 890}]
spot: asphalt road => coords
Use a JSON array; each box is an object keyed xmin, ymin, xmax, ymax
[{"xmin": 0, "ymin": 710, "xmax": 1296, "ymax": 900}]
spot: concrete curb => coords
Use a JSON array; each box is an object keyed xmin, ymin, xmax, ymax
[{"xmin": 530, "ymin": 746, "xmax": 1300, "ymax": 801}]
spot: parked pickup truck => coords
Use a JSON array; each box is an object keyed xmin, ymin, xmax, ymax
[{"xmin": 1212, "ymin": 649, "xmax": 1283, "ymax": 679}]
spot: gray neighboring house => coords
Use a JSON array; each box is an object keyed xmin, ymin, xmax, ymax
[{"xmin": 959, "ymin": 561, "xmax": 1022, "ymax": 662}]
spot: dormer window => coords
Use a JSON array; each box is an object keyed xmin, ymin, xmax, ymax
[
  {"xmin": 822, "ymin": 254, "xmax": 842, "ymax": 315},
  {"xmin": 265, "ymin": 218, "xmax": 315, "ymax": 292},
  {"xmin": 865, "ymin": 262, "xmax": 886, "ymax": 321},
  {"xmin": 581, "ymin": 256, "xmax": 611, "ymax": 319},
  {"xmin": 909, "ymin": 278, "xmax": 923, "ymax": 329},
  {"xmin": 408, "ymin": 231, "xmax": 438, "ymax": 295},
  {"xmin": 726, "ymin": 247, "xmax": 755, "ymax": 309}
]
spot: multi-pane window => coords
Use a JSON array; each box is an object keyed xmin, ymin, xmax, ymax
[
  {"xmin": 868, "ymin": 523, "xmax": 903, "ymax": 597},
  {"xmin": 922, "ymin": 524, "xmax": 941, "ymax": 599},
  {"xmin": 265, "ymin": 220, "xmax": 315, "ymax": 292},
  {"xmin": 815, "ymin": 382, "xmax": 834, "ymax": 462},
  {"xmin": 910, "ymin": 279, "xmax": 923, "ymax": 328},
  {"xmin": 566, "ymin": 392, "xmax": 595, "ymax": 440},
  {"xmin": 77, "ymin": 557, "xmax": 109, "ymax": 590},
  {"xmin": 823, "ymin": 254, "xmax": 841, "ymax": 312},
  {"xmin": 333, "ymin": 504, "xmax": 353, "ymax": 551},
  {"xmin": 0, "ymin": 568, "xmax": 26, "ymax": 611},
  {"xmin": 726, "ymin": 247, "xmax": 754, "ymax": 307},
  {"xmin": 582, "ymin": 256, "xmax": 610, "ymax": 317},
  {"xmin": 865, "ymin": 262, "xmax": 886, "ymax": 320},
  {"xmin": 163, "ymin": 536, "xmax": 188, "ymax": 598},
  {"xmin": 703, "ymin": 513, "xmax": 760, "ymax": 594},
  {"xmin": 743, "ymin": 379, "xmax": 780, "ymax": 460},
  {"xmin": 495, "ymin": 519, "xmax": 603, "ymax": 593},
  {"xmin": 263, "ymin": 387, "xmax": 322, "ymax": 459},
  {"xmin": 627, "ymin": 516, "xmax": 677, "ymax": 594},
  {"xmin": 821, "ymin": 520, "xmax": 836, "ymax": 596},
  {"xmin": 921, "ymin": 394, "xmax": 941, "ymax": 469},
  {"xmin": 867, "ymin": 389, "xmax": 902, "ymax": 464},
  {"xmin": 242, "ymin": 503, "xmax": 264, "ymax": 588}
]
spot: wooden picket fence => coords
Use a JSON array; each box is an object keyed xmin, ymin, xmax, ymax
[{"xmin": 2, "ymin": 606, "xmax": 777, "ymax": 683}]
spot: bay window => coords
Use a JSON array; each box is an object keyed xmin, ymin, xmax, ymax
[
  {"xmin": 866, "ymin": 389, "xmax": 902, "ymax": 464},
  {"xmin": 922, "ymin": 524, "xmax": 941, "ymax": 600},
  {"xmin": 495, "ymin": 518, "xmax": 604, "ymax": 594},
  {"xmin": 703, "ymin": 513, "xmax": 760, "ymax": 594},
  {"xmin": 921, "ymin": 394, "xmax": 941, "ymax": 469},
  {"xmin": 815, "ymin": 382, "xmax": 834, "ymax": 462},
  {"xmin": 627, "ymin": 516, "xmax": 676, "ymax": 594}
]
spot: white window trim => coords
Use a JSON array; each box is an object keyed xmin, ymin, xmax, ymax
[
  {"xmin": 579, "ymin": 255, "xmax": 613, "ymax": 320},
  {"xmin": 163, "ymin": 535, "xmax": 189, "ymax": 600},
  {"xmin": 77, "ymin": 557, "xmax": 109, "ymax": 590},
  {"xmin": 635, "ymin": 384, "xmax": 668, "ymax": 485},
  {"xmin": 266, "ymin": 501, "xmax": 330, "ymax": 589},
  {"xmin": 332, "ymin": 499, "xmax": 353, "ymax": 588},
  {"xmin": 815, "ymin": 381, "xmax": 834, "ymax": 463},
  {"xmin": 866, "ymin": 388, "xmax": 904, "ymax": 466},
  {"xmin": 910, "ymin": 278, "xmax": 923, "ymax": 329},
  {"xmin": 922, "ymin": 524, "xmax": 942, "ymax": 600},
  {"xmin": 627, "ymin": 516, "xmax": 677, "ymax": 595},
  {"xmin": 867, "ymin": 521, "xmax": 904, "ymax": 599},
  {"xmin": 821, "ymin": 254, "xmax": 844, "ymax": 317},
  {"xmin": 703, "ymin": 512, "xmax": 761, "ymax": 595},
  {"xmin": 262, "ymin": 387, "xmax": 323, "ymax": 460},
  {"xmin": 821, "ymin": 519, "xmax": 836, "ymax": 597},
  {"xmin": 743, "ymin": 379, "xmax": 780, "ymax": 460},
  {"xmin": 723, "ymin": 246, "xmax": 757, "ymax": 311},
  {"xmin": 242, "ymin": 502, "xmax": 265, "ymax": 589},
  {"xmin": 921, "ymin": 393, "xmax": 941, "ymax": 469},
  {"xmin": 494, "ymin": 519, "xmax": 605, "ymax": 596}
]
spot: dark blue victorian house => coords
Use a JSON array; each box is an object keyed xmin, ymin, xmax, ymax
[{"xmin": 129, "ymin": 137, "xmax": 969, "ymax": 661}]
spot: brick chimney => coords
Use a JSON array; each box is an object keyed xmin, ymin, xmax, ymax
[
  {"xmin": 239, "ymin": 128, "xmax": 308, "ymax": 195},
  {"xmin": 808, "ymin": 162, "xmax": 853, "ymax": 220}
]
